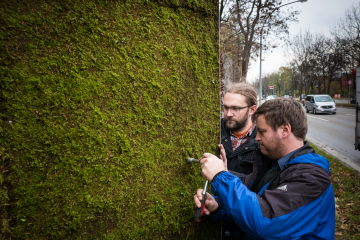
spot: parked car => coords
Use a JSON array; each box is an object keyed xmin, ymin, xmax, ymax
[
  {"xmin": 283, "ymin": 95, "xmax": 290, "ymax": 98},
  {"xmin": 305, "ymin": 95, "xmax": 336, "ymax": 115},
  {"xmin": 300, "ymin": 94, "xmax": 306, "ymax": 100},
  {"xmin": 265, "ymin": 95, "xmax": 275, "ymax": 102},
  {"xmin": 272, "ymin": 95, "xmax": 278, "ymax": 98},
  {"xmin": 350, "ymin": 96, "xmax": 356, "ymax": 104}
]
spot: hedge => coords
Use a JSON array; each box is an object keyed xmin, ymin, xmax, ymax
[{"xmin": 0, "ymin": 0, "xmax": 220, "ymax": 239}]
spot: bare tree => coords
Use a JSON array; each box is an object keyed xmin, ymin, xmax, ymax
[
  {"xmin": 332, "ymin": 2, "xmax": 360, "ymax": 67},
  {"xmin": 331, "ymin": 3, "xmax": 360, "ymax": 95},
  {"xmin": 220, "ymin": 20, "xmax": 246, "ymax": 82},
  {"xmin": 220, "ymin": 0, "xmax": 232, "ymax": 22},
  {"xmin": 221, "ymin": 0, "xmax": 299, "ymax": 82},
  {"xmin": 306, "ymin": 34, "xmax": 344, "ymax": 94},
  {"xmin": 286, "ymin": 60, "xmax": 302, "ymax": 95},
  {"xmin": 251, "ymin": 73, "xmax": 271, "ymax": 95},
  {"xmin": 285, "ymin": 30, "xmax": 316, "ymax": 94},
  {"xmin": 309, "ymin": 34, "xmax": 329, "ymax": 94},
  {"xmin": 323, "ymin": 41, "xmax": 344, "ymax": 94},
  {"xmin": 286, "ymin": 31, "xmax": 344, "ymax": 95}
]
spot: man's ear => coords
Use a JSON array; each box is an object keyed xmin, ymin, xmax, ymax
[
  {"xmin": 249, "ymin": 105, "xmax": 257, "ymax": 116},
  {"xmin": 281, "ymin": 123, "xmax": 291, "ymax": 139}
]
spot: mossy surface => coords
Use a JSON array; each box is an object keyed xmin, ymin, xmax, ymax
[{"xmin": 0, "ymin": 0, "xmax": 220, "ymax": 239}]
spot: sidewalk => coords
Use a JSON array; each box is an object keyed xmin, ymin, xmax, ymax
[{"xmin": 306, "ymin": 136, "xmax": 360, "ymax": 173}]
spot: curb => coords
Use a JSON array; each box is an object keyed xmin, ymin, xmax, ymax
[
  {"xmin": 336, "ymin": 105, "xmax": 356, "ymax": 109},
  {"xmin": 306, "ymin": 135, "xmax": 360, "ymax": 173}
]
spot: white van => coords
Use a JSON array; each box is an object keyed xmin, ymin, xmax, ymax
[{"xmin": 305, "ymin": 95, "xmax": 336, "ymax": 115}]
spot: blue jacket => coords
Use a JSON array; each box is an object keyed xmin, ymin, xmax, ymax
[{"xmin": 210, "ymin": 152, "xmax": 335, "ymax": 239}]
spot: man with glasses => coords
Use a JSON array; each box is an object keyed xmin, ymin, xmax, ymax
[
  {"xmin": 220, "ymin": 83, "xmax": 259, "ymax": 179},
  {"xmin": 219, "ymin": 83, "xmax": 259, "ymax": 239}
]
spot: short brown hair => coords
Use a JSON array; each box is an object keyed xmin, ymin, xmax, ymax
[
  {"xmin": 224, "ymin": 82, "xmax": 257, "ymax": 107},
  {"xmin": 251, "ymin": 98, "xmax": 307, "ymax": 140}
]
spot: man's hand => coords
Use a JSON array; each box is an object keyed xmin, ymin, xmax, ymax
[
  {"xmin": 218, "ymin": 144, "xmax": 228, "ymax": 171},
  {"xmin": 200, "ymin": 153, "xmax": 226, "ymax": 181},
  {"xmin": 194, "ymin": 189, "xmax": 219, "ymax": 215}
]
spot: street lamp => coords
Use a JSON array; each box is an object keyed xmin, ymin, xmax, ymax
[
  {"xmin": 258, "ymin": 0, "xmax": 308, "ymax": 105},
  {"xmin": 279, "ymin": 79, "xmax": 282, "ymax": 95},
  {"xmin": 280, "ymin": 0, "xmax": 308, "ymax": 8},
  {"xmin": 279, "ymin": 78, "xmax": 285, "ymax": 95}
]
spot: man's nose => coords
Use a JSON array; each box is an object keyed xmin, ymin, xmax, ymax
[
  {"xmin": 255, "ymin": 133, "xmax": 261, "ymax": 141},
  {"xmin": 226, "ymin": 110, "xmax": 233, "ymax": 117}
]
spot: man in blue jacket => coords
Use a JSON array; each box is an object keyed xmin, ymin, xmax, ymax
[{"xmin": 194, "ymin": 98, "xmax": 335, "ymax": 240}]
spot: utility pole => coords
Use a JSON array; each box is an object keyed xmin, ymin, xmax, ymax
[{"xmin": 259, "ymin": 33, "xmax": 263, "ymax": 105}]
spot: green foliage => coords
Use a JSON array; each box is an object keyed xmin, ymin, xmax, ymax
[
  {"xmin": 308, "ymin": 143, "xmax": 360, "ymax": 239},
  {"xmin": 0, "ymin": 0, "xmax": 219, "ymax": 239}
]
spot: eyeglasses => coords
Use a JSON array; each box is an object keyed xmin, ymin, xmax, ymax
[{"xmin": 222, "ymin": 105, "xmax": 252, "ymax": 113}]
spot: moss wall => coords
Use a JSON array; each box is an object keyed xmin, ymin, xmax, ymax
[{"xmin": 0, "ymin": 0, "xmax": 219, "ymax": 239}]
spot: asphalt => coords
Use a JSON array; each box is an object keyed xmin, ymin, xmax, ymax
[{"xmin": 305, "ymin": 106, "xmax": 360, "ymax": 172}]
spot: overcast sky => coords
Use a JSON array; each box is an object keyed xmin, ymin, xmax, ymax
[{"xmin": 247, "ymin": 0, "xmax": 360, "ymax": 83}]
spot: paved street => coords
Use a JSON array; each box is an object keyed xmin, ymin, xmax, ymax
[{"xmin": 305, "ymin": 106, "xmax": 360, "ymax": 169}]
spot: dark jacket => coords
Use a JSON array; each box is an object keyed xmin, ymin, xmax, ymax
[
  {"xmin": 211, "ymin": 143, "xmax": 335, "ymax": 240},
  {"xmin": 221, "ymin": 119, "xmax": 260, "ymax": 179},
  {"xmin": 221, "ymin": 118, "xmax": 260, "ymax": 239}
]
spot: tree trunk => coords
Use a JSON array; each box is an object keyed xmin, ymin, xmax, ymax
[
  {"xmin": 327, "ymin": 76, "xmax": 332, "ymax": 95},
  {"xmin": 340, "ymin": 77, "xmax": 343, "ymax": 95},
  {"xmin": 240, "ymin": 46, "xmax": 250, "ymax": 82}
]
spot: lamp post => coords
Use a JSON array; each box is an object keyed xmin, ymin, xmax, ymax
[
  {"xmin": 280, "ymin": 78, "xmax": 285, "ymax": 95},
  {"xmin": 258, "ymin": 0, "xmax": 308, "ymax": 105},
  {"xmin": 280, "ymin": 0, "xmax": 308, "ymax": 8}
]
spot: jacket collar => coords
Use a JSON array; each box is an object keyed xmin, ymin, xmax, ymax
[
  {"xmin": 286, "ymin": 142, "xmax": 330, "ymax": 174},
  {"xmin": 247, "ymin": 141, "xmax": 319, "ymax": 190},
  {"xmin": 288, "ymin": 141, "xmax": 316, "ymax": 161},
  {"xmin": 221, "ymin": 119, "xmax": 259, "ymax": 157}
]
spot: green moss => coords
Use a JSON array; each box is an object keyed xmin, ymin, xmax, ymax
[{"xmin": 0, "ymin": 0, "xmax": 219, "ymax": 239}]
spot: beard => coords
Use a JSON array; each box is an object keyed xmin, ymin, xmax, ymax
[
  {"xmin": 224, "ymin": 109, "xmax": 249, "ymax": 132},
  {"xmin": 260, "ymin": 133, "xmax": 285, "ymax": 160}
]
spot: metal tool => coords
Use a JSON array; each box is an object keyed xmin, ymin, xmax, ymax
[
  {"xmin": 186, "ymin": 157, "xmax": 209, "ymax": 222},
  {"xmin": 194, "ymin": 179, "xmax": 209, "ymax": 222},
  {"xmin": 186, "ymin": 157, "xmax": 200, "ymax": 163}
]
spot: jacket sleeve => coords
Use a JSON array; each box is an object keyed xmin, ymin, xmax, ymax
[
  {"xmin": 208, "ymin": 194, "xmax": 233, "ymax": 222},
  {"xmin": 209, "ymin": 171, "xmax": 250, "ymax": 222},
  {"xmin": 211, "ymin": 171, "xmax": 332, "ymax": 239},
  {"xmin": 228, "ymin": 170, "xmax": 247, "ymax": 182}
]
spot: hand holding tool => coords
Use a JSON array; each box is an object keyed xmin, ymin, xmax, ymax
[
  {"xmin": 194, "ymin": 180, "xmax": 208, "ymax": 222},
  {"xmin": 187, "ymin": 157, "xmax": 209, "ymax": 222}
]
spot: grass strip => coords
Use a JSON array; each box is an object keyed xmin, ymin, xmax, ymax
[
  {"xmin": 308, "ymin": 142, "xmax": 360, "ymax": 239},
  {"xmin": 334, "ymin": 98, "xmax": 354, "ymax": 100},
  {"xmin": 335, "ymin": 103, "xmax": 356, "ymax": 108},
  {"xmin": 296, "ymin": 100, "xmax": 355, "ymax": 108}
]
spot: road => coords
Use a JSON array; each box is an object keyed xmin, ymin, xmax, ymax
[{"xmin": 305, "ymin": 106, "xmax": 360, "ymax": 170}]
